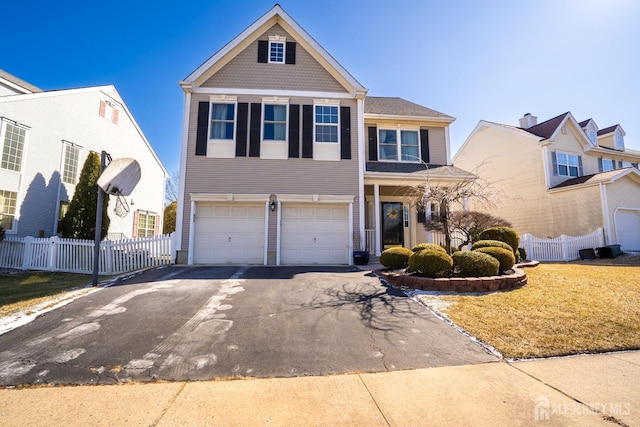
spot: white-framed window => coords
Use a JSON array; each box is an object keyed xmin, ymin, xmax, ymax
[
  {"xmin": 62, "ymin": 143, "xmax": 81, "ymax": 184},
  {"xmin": 209, "ymin": 103, "xmax": 235, "ymax": 140},
  {"xmin": 263, "ymin": 104, "xmax": 287, "ymax": 141},
  {"xmin": 269, "ymin": 41, "xmax": 284, "ymax": 63},
  {"xmin": 615, "ymin": 134, "xmax": 624, "ymax": 150},
  {"xmin": 378, "ymin": 129, "xmax": 420, "ymax": 162},
  {"xmin": 314, "ymin": 105, "xmax": 339, "ymax": 143},
  {"xmin": 601, "ymin": 159, "xmax": 615, "ymax": 171},
  {"xmin": 136, "ymin": 211, "xmax": 157, "ymax": 237},
  {"xmin": 99, "ymin": 100, "xmax": 119, "ymax": 123},
  {"xmin": 588, "ymin": 129, "xmax": 597, "ymax": 144},
  {"xmin": 0, "ymin": 189, "xmax": 17, "ymax": 230},
  {"xmin": 1, "ymin": 121, "xmax": 27, "ymax": 172},
  {"xmin": 555, "ymin": 152, "xmax": 581, "ymax": 177},
  {"xmin": 622, "ymin": 161, "xmax": 632, "ymax": 168}
]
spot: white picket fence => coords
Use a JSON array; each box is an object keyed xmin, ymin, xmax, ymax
[
  {"xmin": 0, "ymin": 234, "xmax": 174, "ymax": 275},
  {"xmin": 521, "ymin": 228, "xmax": 605, "ymax": 262}
]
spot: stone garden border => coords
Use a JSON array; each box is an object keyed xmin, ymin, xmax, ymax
[{"xmin": 374, "ymin": 267, "xmax": 528, "ymax": 293}]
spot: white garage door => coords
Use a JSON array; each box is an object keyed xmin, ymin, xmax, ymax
[
  {"xmin": 615, "ymin": 209, "xmax": 640, "ymax": 252},
  {"xmin": 281, "ymin": 203, "xmax": 349, "ymax": 265},
  {"xmin": 193, "ymin": 203, "xmax": 265, "ymax": 264}
]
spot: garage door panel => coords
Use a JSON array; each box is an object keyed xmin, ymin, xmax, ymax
[
  {"xmin": 281, "ymin": 203, "xmax": 349, "ymax": 265},
  {"xmin": 615, "ymin": 209, "xmax": 640, "ymax": 251},
  {"xmin": 193, "ymin": 202, "xmax": 265, "ymax": 264}
]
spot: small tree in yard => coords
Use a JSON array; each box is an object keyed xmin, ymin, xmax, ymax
[
  {"xmin": 163, "ymin": 201, "xmax": 177, "ymax": 234},
  {"xmin": 425, "ymin": 211, "xmax": 512, "ymax": 251},
  {"xmin": 59, "ymin": 151, "xmax": 110, "ymax": 240}
]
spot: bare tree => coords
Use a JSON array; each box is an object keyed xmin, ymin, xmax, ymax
[
  {"xmin": 165, "ymin": 170, "xmax": 179, "ymax": 205},
  {"xmin": 425, "ymin": 211, "xmax": 512, "ymax": 250}
]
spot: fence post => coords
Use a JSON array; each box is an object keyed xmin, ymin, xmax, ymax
[
  {"xmin": 597, "ymin": 227, "xmax": 605, "ymax": 247},
  {"xmin": 521, "ymin": 234, "xmax": 532, "ymax": 261},
  {"xmin": 48, "ymin": 236, "xmax": 59, "ymax": 272},
  {"xmin": 22, "ymin": 236, "xmax": 33, "ymax": 270},
  {"xmin": 561, "ymin": 235, "xmax": 569, "ymax": 261},
  {"xmin": 105, "ymin": 239, "xmax": 113, "ymax": 275}
]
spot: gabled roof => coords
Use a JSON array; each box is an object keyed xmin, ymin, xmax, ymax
[
  {"xmin": 551, "ymin": 167, "xmax": 640, "ymax": 189},
  {"xmin": 578, "ymin": 119, "xmax": 590, "ymax": 127},
  {"xmin": 182, "ymin": 5, "xmax": 366, "ymax": 96},
  {"xmin": 0, "ymin": 69, "xmax": 42, "ymax": 94},
  {"xmin": 522, "ymin": 112, "xmax": 570, "ymax": 139},
  {"xmin": 597, "ymin": 124, "xmax": 620, "ymax": 136},
  {"xmin": 364, "ymin": 97, "xmax": 454, "ymax": 121}
]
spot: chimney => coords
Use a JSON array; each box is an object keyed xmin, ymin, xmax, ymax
[{"xmin": 519, "ymin": 113, "xmax": 538, "ymax": 129}]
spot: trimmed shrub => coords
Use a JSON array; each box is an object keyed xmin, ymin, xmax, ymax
[
  {"xmin": 452, "ymin": 251, "xmax": 499, "ymax": 277},
  {"xmin": 379, "ymin": 247, "xmax": 414, "ymax": 269},
  {"xmin": 412, "ymin": 243, "xmax": 447, "ymax": 253},
  {"xmin": 475, "ymin": 247, "xmax": 516, "ymax": 273},
  {"xmin": 471, "ymin": 239, "xmax": 513, "ymax": 252},
  {"xmin": 479, "ymin": 226, "xmax": 520, "ymax": 254},
  {"xmin": 518, "ymin": 247, "xmax": 527, "ymax": 262},
  {"xmin": 408, "ymin": 249, "xmax": 453, "ymax": 278}
]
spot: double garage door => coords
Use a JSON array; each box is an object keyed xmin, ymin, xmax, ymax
[{"xmin": 193, "ymin": 202, "xmax": 349, "ymax": 264}]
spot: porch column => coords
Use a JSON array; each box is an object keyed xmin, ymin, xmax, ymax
[{"xmin": 374, "ymin": 183, "xmax": 381, "ymax": 256}]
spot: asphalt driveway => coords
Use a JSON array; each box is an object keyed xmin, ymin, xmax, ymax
[{"xmin": 0, "ymin": 266, "xmax": 497, "ymax": 385}]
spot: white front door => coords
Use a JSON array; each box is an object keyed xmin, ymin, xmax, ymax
[
  {"xmin": 281, "ymin": 203, "xmax": 349, "ymax": 264},
  {"xmin": 193, "ymin": 202, "xmax": 265, "ymax": 264}
]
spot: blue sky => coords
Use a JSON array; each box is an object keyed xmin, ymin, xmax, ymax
[{"xmin": 3, "ymin": 0, "xmax": 639, "ymax": 176}]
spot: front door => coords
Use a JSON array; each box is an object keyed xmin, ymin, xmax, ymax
[{"xmin": 381, "ymin": 202, "xmax": 404, "ymax": 249}]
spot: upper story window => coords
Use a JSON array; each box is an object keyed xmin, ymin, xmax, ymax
[
  {"xmin": 263, "ymin": 104, "xmax": 287, "ymax": 141},
  {"xmin": 99, "ymin": 100, "xmax": 119, "ymax": 124},
  {"xmin": 1, "ymin": 120, "xmax": 27, "ymax": 172},
  {"xmin": 62, "ymin": 142, "xmax": 81, "ymax": 184},
  {"xmin": 588, "ymin": 130, "xmax": 597, "ymax": 144},
  {"xmin": 210, "ymin": 103, "xmax": 235, "ymax": 140},
  {"xmin": 615, "ymin": 134, "xmax": 624, "ymax": 150},
  {"xmin": 379, "ymin": 129, "xmax": 420, "ymax": 162},
  {"xmin": 0, "ymin": 189, "xmax": 17, "ymax": 230},
  {"xmin": 601, "ymin": 158, "xmax": 615, "ymax": 172},
  {"xmin": 269, "ymin": 41, "xmax": 284, "ymax": 63},
  {"xmin": 553, "ymin": 151, "xmax": 582, "ymax": 177},
  {"xmin": 622, "ymin": 161, "xmax": 632, "ymax": 168},
  {"xmin": 315, "ymin": 105, "xmax": 339, "ymax": 143}
]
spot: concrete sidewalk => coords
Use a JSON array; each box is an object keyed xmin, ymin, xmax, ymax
[{"xmin": 1, "ymin": 352, "xmax": 637, "ymax": 426}]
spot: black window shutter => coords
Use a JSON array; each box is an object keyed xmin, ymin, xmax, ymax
[
  {"xmin": 420, "ymin": 129, "xmax": 430, "ymax": 164},
  {"xmin": 249, "ymin": 103, "xmax": 261, "ymax": 157},
  {"xmin": 285, "ymin": 42, "xmax": 296, "ymax": 64},
  {"xmin": 598, "ymin": 157, "xmax": 603, "ymax": 172},
  {"xmin": 288, "ymin": 104, "xmax": 300, "ymax": 158},
  {"xmin": 552, "ymin": 151, "xmax": 558, "ymax": 175},
  {"xmin": 235, "ymin": 103, "xmax": 249, "ymax": 157},
  {"xmin": 368, "ymin": 126, "xmax": 378, "ymax": 161},
  {"xmin": 195, "ymin": 101, "xmax": 209, "ymax": 156},
  {"xmin": 257, "ymin": 40, "xmax": 268, "ymax": 63},
  {"xmin": 302, "ymin": 105, "xmax": 313, "ymax": 158},
  {"xmin": 578, "ymin": 155, "xmax": 583, "ymax": 176},
  {"xmin": 340, "ymin": 106, "xmax": 351, "ymax": 160}
]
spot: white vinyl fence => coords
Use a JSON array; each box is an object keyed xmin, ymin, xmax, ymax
[
  {"xmin": 0, "ymin": 234, "xmax": 174, "ymax": 275},
  {"xmin": 521, "ymin": 228, "xmax": 605, "ymax": 262}
]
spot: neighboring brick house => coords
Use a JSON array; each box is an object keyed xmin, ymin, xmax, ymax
[
  {"xmin": 176, "ymin": 5, "xmax": 471, "ymax": 264},
  {"xmin": 454, "ymin": 112, "xmax": 640, "ymax": 251},
  {"xmin": 0, "ymin": 70, "xmax": 168, "ymax": 239}
]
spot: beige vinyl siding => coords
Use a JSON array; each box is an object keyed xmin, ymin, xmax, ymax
[
  {"xmin": 597, "ymin": 134, "xmax": 615, "ymax": 150},
  {"xmin": 547, "ymin": 127, "xmax": 590, "ymax": 188},
  {"xmin": 547, "ymin": 186, "xmax": 603, "ymax": 237},
  {"xmin": 364, "ymin": 120, "xmax": 448, "ymax": 165},
  {"xmin": 202, "ymin": 24, "xmax": 347, "ymax": 94},
  {"xmin": 181, "ymin": 94, "xmax": 360, "ymax": 253}
]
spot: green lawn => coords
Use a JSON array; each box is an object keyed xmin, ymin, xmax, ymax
[
  {"xmin": 0, "ymin": 272, "xmax": 94, "ymax": 317},
  {"xmin": 419, "ymin": 255, "xmax": 640, "ymax": 359}
]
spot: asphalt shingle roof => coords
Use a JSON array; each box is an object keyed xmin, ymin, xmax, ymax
[
  {"xmin": 551, "ymin": 168, "xmax": 633, "ymax": 189},
  {"xmin": 364, "ymin": 96, "xmax": 453, "ymax": 119},
  {"xmin": 597, "ymin": 125, "xmax": 618, "ymax": 136},
  {"xmin": 0, "ymin": 69, "xmax": 42, "ymax": 93},
  {"xmin": 521, "ymin": 112, "xmax": 569, "ymax": 139}
]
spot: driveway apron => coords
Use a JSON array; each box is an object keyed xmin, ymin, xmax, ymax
[{"xmin": 0, "ymin": 266, "xmax": 496, "ymax": 385}]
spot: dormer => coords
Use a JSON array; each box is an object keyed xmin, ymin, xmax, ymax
[
  {"xmin": 579, "ymin": 118, "xmax": 598, "ymax": 145},
  {"xmin": 597, "ymin": 124, "xmax": 625, "ymax": 151}
]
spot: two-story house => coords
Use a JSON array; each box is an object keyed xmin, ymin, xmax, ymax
[
  {"xmin": 454, "ymin": 112, "xmax": 640, "ymax": 251},
  {"xmin": 0, "ymin": 70, "xmax": 168, "ymax": 239},
  {"xmin": 176, "ymin": 5, "xmax": 470, "ymax": 265}
]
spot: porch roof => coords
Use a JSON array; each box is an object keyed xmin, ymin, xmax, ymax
[{"xmin": 364, "ymin": 163, "xmax": 476, "ymax": 185}]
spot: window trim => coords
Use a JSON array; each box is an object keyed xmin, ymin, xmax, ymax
[
  {"xmin": 268, "ymin": 40, "xmax": 285, "ymax": 64},
  {"xmin": 0, "ymin": 189, "xmax": 18, "ymax": 231},
  {"xmin": 261, "ymin": 103, "xmax": 288, "ymax": 143},
  {"xmin": 135, "ymin": 210, "xmax": 157, "ymax": 238},
  {"xmin": 61, "ymin": 141, "xmax": 82, "ymax": 185},
  {"xmin": 208, "ymin": 102, "xmax": 237, "ymax": 142},
  {"xmin": 555, "ymin": 151, "xmax": 582, "ymax": 177},
  {"xmin": 313, "ymin": 104, "xmax": 340, "ymax": 145},
  {"xmin": 601, "ymin": 158, "xmax": 615, "ymax": 172},
  {"xmin": 615, "ymin": 134, "xmax": 625, "ymax": 150},
  {"xmin": 377, "ymin": 128, "xmax": 421, "ymax": 163},
  {"xmin": 0, "ymin": 118, "xmax": 29, "ymax": 173}
]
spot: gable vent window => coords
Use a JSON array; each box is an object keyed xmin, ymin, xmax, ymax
[
  {"xmin": 258, "ymin": 38, "xmax": 296, "ymax": 64},
  {"xmin": 269, "ymin": 41, "xmax": 284, "ymax": 63},
  {"xmin": 99, "ymin": 100, "xmax": 119, "ymax": 124}
]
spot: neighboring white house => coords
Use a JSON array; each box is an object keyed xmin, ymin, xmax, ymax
[{"xmin": 0, "ymin": 70, "xmax": 168, "ymax": 239}]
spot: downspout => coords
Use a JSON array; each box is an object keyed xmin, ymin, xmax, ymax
[{"xmin": 599, "ymin": 182, "xmax": 611, "ymax": 245}]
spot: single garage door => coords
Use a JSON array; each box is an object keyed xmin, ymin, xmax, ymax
[
  {"xmin": 193, "ymin": 202, "xmax": 265, "ymax": 264},
  {"xmin": 615, "ymin": 209, "xmax": 640, "ymax": 251},
  {"xmin": 281, "ymin": 203, "xmax": 349, "ymax": 264}
]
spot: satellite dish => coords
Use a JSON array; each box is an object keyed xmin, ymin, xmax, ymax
[{"xmin": 97, "ymin": 158, "xmax": 141, "ymax": 196}]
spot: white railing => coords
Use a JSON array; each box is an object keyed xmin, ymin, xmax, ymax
[
  {"xmin": 0, "ymin": 234, "xmax": 174, "ymax": 275},
  {"xmin": 429, "ymin": 230, "xmax": 468, "ymax": 250},
  {"xmin": 365, "ymin": 229, "xmax": 375, "ymax": 254},
  {"xmin": 521, "ymin": 228, "xmax": 605, "ymax": 262}
]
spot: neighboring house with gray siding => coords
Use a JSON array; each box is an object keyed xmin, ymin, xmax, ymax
[
  {"xmin": 176, "ymin": 5, "xmax": 470, "ymax": 265},
  {"xmin": 0, "ymin": 70, "xmax": 168, "ymax": 239}
]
